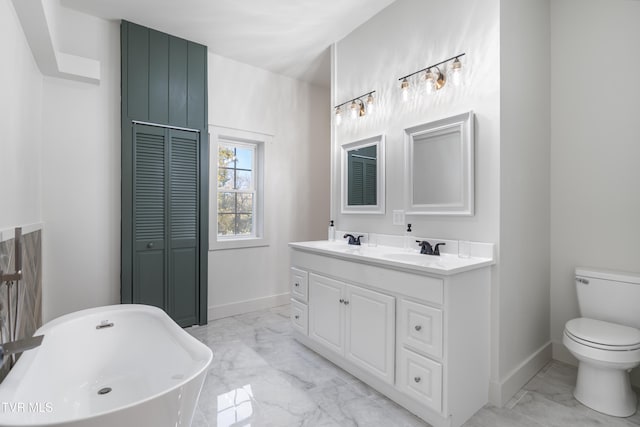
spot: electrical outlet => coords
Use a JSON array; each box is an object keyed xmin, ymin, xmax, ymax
[{"xmin": 392, "ymin": 210, "xmax": 405, "ymax": 226}]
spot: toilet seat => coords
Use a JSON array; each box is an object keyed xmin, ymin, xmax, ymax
[{"xmin": 565, "ymin": 318, "xmax": 640, "ymax": 351}]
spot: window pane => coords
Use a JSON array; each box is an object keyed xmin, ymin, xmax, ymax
[
  {"xmin": 236, "ymin": 214, "xmax": 253, "ymax": 235},
  {"xmin": 237, "ymin": 193, "xmax": 253, "ymax": 214},
  {"xmin": 217, "ymin": 213, "xmax": 235, "ymax": 236},
  {"xmin": 218, "ymin": 147, "xmax": 235, "ymax": 168},
  {"xmin": 235, "ymin": 147, "xmax": 253, "ymax": 170},
  {"xmin": 218, "ymin": 192, "xmax": 236, "ymax": 213},
  {"xmin": 236, "ymin": 170, "xmax": 252, "ymax": 190},
  {"xmin": 218, "ymin": 168, "xmax": 234, "ymax": 189}
]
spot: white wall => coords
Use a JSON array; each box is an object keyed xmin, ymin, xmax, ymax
[
  {"xmin": 550, "ymin": 0, "xmax": 640, "ymax": 383},
  {"xmin": 9, "ymin": 0, "xmax": 330, "ymax": 322},
  {"xmin": 207, "ymin": 53, "xmax": 330, "ymax": 318},
  {"xmin": 497, "ymin": 0, "xmax": 551, "ymax": 403},
  {"xmin": 334, "ymin": 0, "xmax": 555, "ymax": 405},
  {"xmin": 333, "ymin": 0, "xmax": 503, "ymax": 397},
  {"xmin": 0, "ymin": 0, "xmax": 43, "ymax": 230},
  {"xmin": 40, "ymin": 10, "xmax": 121, "ymax": 321},
  {"xmin": 333, "ymin": 0, "xmax": 501, "ymax": 244}
]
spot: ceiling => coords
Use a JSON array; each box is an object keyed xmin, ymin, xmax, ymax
[{"xmin": 61, "ymin": 0, "xmax": 396, "ymax": 87}]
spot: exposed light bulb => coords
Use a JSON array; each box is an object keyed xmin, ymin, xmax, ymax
[
  {"xmin": 401, "ymin": 78, "xmax": 410, "ymax": 102},
  {"xmin": 335, "ymin": 107, "xmax": 342, "ymax": 126},
  {"xmin": 424, "ymin": 69, "xmax": 435, "ymax": 94},
  {"xmin": 366, "ymin": 94, "xmax": 374, "ymax": 114},
  {"xmin": 359, "ymin": 101, "xmax": 366, "ymax": 117},
  {"xmin": 450, "ymin": 57, "xmax": 463, "ymax": 87},
  {"xmin": 350, "ymin": 100, "xmax": 358, "ymax": 119}
]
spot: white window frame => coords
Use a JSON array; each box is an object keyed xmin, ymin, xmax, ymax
[{"xmin": 209, "ymin": 126, "xmax": 270, "ymax": 250}]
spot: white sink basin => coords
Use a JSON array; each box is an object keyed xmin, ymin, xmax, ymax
[{"xmin": 289, "ymin": 240, "xmax": 495, "ymax": 275}]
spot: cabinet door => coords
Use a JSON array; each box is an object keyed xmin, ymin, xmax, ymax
[
  {"xmin": 168, "ymin": 129, "xmax": 199, "ymax": 327},
  {"xmin": 308, "ymin": 274, "xmax": 344, "ymax": 355},
  {"xmin": 345, "ymin": 285, "xmax": 395, "ymax": 384},
  {"xmin": 133, "ymin": 124, "xmax": 167, "ymax": 309}
]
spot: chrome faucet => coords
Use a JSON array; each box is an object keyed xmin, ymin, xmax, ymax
[{"xmin": 343, "ymin": 234, "xmax": 363, "ymax": 245}]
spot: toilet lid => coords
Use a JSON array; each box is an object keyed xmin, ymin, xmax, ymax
[{"xmin": 565, "ymin": 318, "xmax": 640, "ymax": 349}]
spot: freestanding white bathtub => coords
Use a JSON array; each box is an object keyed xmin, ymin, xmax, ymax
[{"xmin": 0, "ymin": 304, "xmax": 213, "ymax": 427}]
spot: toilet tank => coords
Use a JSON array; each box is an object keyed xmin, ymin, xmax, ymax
[{"xmin": 576, "ymin": 268, "xmax": 640, "ymax": 329}]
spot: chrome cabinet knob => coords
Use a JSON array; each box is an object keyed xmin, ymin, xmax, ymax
[
  {"xmin": 294, "ymin": 315, "xmax": 299, "ymax": 320},
  {"xmin": 414, "ymin": 376, "xmax": 421, "ymax": 383},
  {"xmin": 415, "ymin": 325, "xmax": 422, "ymax": 331},
  {"xmin": 294, "ymin": 282, "xmax": 299, "ymax": 287},
  {"xmin": 339, "ymin": 299, "xmax": 344, "ymax": 303},
  {"xmin": 344, "ymin": 300, "xmax": 349, "ymax": 305},
  {"xmin": 147, "ymin": 242, "xmax": 154, "ymax": 249}
]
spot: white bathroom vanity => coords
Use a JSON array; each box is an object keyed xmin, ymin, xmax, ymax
[{"xmin": 289, "ymin": 239, "xmax": 494, "ymax": 427}]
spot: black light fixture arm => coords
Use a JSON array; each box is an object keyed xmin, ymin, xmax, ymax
[
  {"xmin": 334, "ymin": 90, "xmax": 376, "ymax": 110},
  {"xmin": 398, "ymin": 53, "xmax": 466, "ymax": 81}
]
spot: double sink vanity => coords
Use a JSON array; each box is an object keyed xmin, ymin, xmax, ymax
[{"xmin": 288, "ymin": 236, "xmax": 494, "ymax": 427}]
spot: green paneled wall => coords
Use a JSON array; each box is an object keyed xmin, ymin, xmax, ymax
[{"xmin": 121, "ymin": 21, "xmax": 208, "ymax": 326}]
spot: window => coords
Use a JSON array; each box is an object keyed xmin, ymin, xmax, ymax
[
  {"xmin": 210, "ymin": 126, "xmax": 269, "ymax": 250},
  {"xmin": 217, "ymin": 143, "xmax": 256, "ymax": 237}
]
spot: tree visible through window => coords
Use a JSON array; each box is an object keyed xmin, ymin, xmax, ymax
[{"xmin": 217, "ymin": 143, "xmax": 256, "ymax": 237}]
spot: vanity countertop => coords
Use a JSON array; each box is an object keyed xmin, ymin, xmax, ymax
[{"xmin": 289, "ymin": 240, "xmax": 495, "ymax": 276}]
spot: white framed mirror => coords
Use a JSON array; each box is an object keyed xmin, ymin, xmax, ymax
[
  {"xmin": 404, "ymin": 111, "xmax": 474, "ymax": 216},
  {"xmin": 341, "ymin": 135, "xmax": 385, "ymax": 214}
]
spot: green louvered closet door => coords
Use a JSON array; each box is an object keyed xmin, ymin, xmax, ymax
[{"xmin": 133, "ymin": 123, "xmax": 199, "ymax": 327}]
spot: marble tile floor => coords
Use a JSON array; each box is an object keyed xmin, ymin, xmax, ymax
[{"xmin": 188, "ymin": 305, "xmax": 640, "ymax": 427}]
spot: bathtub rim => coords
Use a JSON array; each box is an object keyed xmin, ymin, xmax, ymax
[{"xmin": 0, "ymin": 304, "xmax": 213, "ymax": 427}]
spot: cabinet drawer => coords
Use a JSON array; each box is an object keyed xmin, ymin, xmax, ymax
[
  {"xmin": 398, "ymin": 299, "xmax": 443, "ymax": 359},
  {"xmin": 397, "ymin": 347, "xmax": 442, "ymax": 413},
  {"xmin": 290, "ymin": 299, "xmax": 308, "ymax": 335},
  {"xmin": 290, "ymin": 267, "xmax": 308, "ymax": 303}
]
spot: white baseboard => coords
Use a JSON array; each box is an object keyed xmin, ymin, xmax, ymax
[
  {"xmin": 207, "ymin": 292, "xmax": 290, "ymax": 321},
  {"xmin": 551, "ymin": 339, "xmax": 577, "ymax": 366},
  {"xmin": 489, "ymin": 341, "xmax": 552, "ymax": 406}
]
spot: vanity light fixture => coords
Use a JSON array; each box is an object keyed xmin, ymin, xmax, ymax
[
  {"xmin": 366, "ymin": 93, "xmax": 375, "ymax": 114},
  {"xmin": 350, "ymin": 100, "xmax": 358, "ymax": 119},
  {"xmin": 399, "ymin": 53, "xmax": 465, "ymax": 96},
  {"xmin": 450, "ymin": 57, "xmax": 463, "ymax": 86},
  {"xmin": 400, "ymin": 78, "xmax": 410, "ymax": 101},
  {"xmin": 334, "ymin": 90, "xmax": 376, "ymax": 125}
]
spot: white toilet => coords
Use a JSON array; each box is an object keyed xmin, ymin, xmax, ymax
[{"xmin": 563, "ymin": 268, "xmax": 640, "ymax": 417}]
